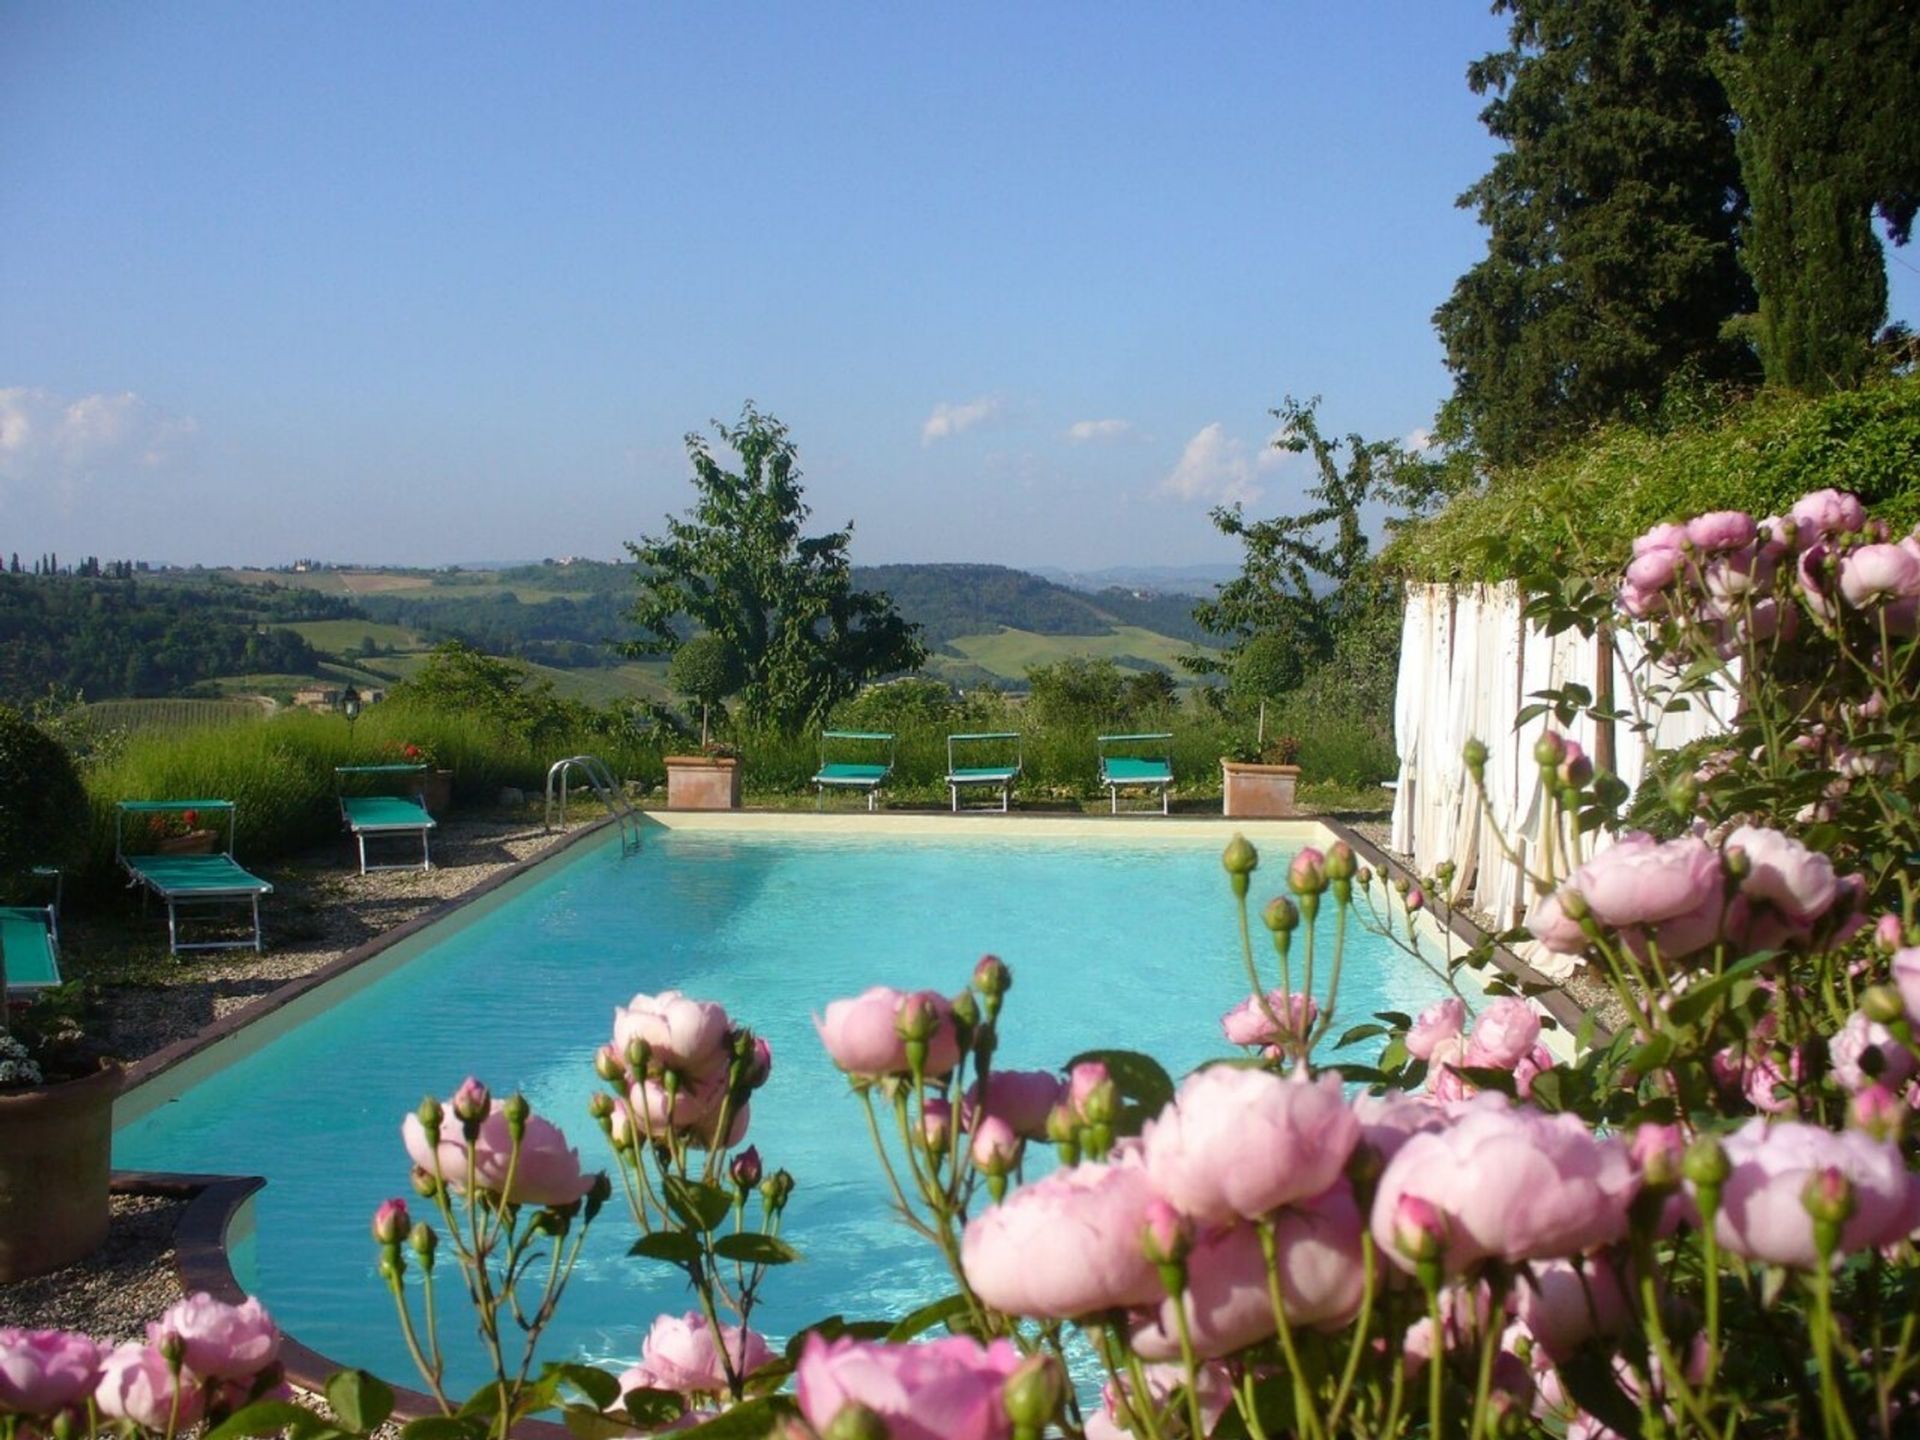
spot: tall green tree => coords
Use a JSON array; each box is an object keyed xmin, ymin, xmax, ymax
[
  {"xmin": 1435, "ymin": 0, "xmax": 1756, "ymax": 466},
  {"xmin": 1184, "ymin": 398, "xmax": 1430, "ymax": 695},
  {"xmin": 1720, "ymin": 0, "xmax": 1920, "ymax": 391},
  {"xmin": 625, "ymin": 404, "xmax": 925, "ymax": 734}
]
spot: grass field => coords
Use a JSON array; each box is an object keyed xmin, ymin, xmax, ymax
[
  {"xmin": 213, "ymin": 568, "xmax": 436, "ymax": 595},
  {"xmin": 83, "ymin": 697, "xmax": 268, "ymax": 731},
  {"xmin": 281, "ymin": 618, "xmax": 423, "ymax": 652},
  {"xmin": 937, "ymin": 624, "xmax": 1209, "ymax": 681},
  {"xmin": 365, "ymin": 651, "xmax": 671, "ymax": 702}
]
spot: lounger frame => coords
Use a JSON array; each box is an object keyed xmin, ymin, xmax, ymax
[
  {"xmin": 1097, "ymin": 732, "xmax": 1176, "ymax": 815},
  {"xmin": 115, "ymin": 801, "xmax": 274, "ymax": 955},
  {"xmin": 336, "ymin": 764, "xmax": 436, "ymax": 875},
  {"xmin": 946, "ymin": 731, "xmax": 1022, "ymax": 812},
  {"xmin": 813, "ymin": 730, "xmax": 896, "ymax": 811}
]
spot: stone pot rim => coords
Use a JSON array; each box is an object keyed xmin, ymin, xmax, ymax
[
  {"xmin": 662, "ymin": 753, "xmax": 743, "ymax": 768},
  {"xmin": 0, "ymin": 1058, "xmax": 125, "ymax": 1112},
  {"xmin": 1219, "ymin": 759, "xmax": 1303, "ymax": 776}
]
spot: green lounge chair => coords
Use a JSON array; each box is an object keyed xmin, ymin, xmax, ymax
[
  {"xmin": 813, "ymin": 730, "xmax": 895, "ymax": 811},
  {"xmin": 946, "ymin": 732, "xmax": 1022, "ymax": 812},
  {"xmin": 1, "ymin": 869, "xmax": 63, "ymax": 997},
  {"xmin": 1098, "ymin": 733, "xmax": 1175, "ymax": 815},
  {"xmin": 336, "ymin": 764, "xmax": 436, "ymax": 875},
  {"xmin": 116, "ymin": 801, "xmax": 273, "ymax": 955}
]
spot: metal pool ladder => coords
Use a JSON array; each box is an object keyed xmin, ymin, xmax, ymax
[{"xmin": 545, "ymin": 754, "xmax": 643, "ymax": 856}]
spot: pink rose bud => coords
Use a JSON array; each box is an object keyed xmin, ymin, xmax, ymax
[
  {"xmin": 921, "ymin": 1099, "xmax": 954, "ymax": 1153},
  {"xmin": 973, "ymin": 954, "xmax": 1012, "ymax": 996},
  {"xmin": 593, "ymin": 1045, "xmax": 628, "ymax": 1084},
  {"xmin": 730, "ymin": 1145, "xmax": 764, "ymax": 1190},
  {"xmin": 1068, "ymin": 1061, "xmax": 1112, "ymax": 1118},
  {"xmin": 1390, "ymin": 1194, "xmax": 1447, "ymax": 1264},
  {"xmin": 372, "ymin": 1198, "xmax": 410, "ymax": 1245},
  {"xmin": 1324, "ymin": 841, "xmax": 1357, "ymax": 881},
  {"xmin": 1849, "ymin": 1084, "xmax": 1904, "ymax": 1142},
  {"xmin": 1406, "ymin": 886, "xmax": 1426, "ymax": 912},
  {"xmin": 896, "ymin": 993, "xmax": 939, "ymax": 1043},
  {"xmin": 1876, "ymin": 914, "xmax": 1906, "ymax": 954},
  {"xmin": 1264, "ymin": 896, "xmax": 1300, "ymax": 933},
  {"xmin": 1045, "ymin": 1102, "xmax": 1078, "ymax": 1147},
  {"xmin": 970, "ymin": 1115, "xmax": 1023, "ymax": 1174},
  {"xmin": 452, "ymin": 1077, "xmax": 491, "ymax": 1125},
  {"xmin": 1532, "ymin": 732, "xmax": 1566, "ymax": 767},
  {"xmin": 1630, "ymin": 1124, "xmax": 1685, "ymax": 1189},
  {"xmin": 821, "ymin": 1403, "xmax": 889, "ymax": 1440},
  {"xmin": 1139, "ymin": 1199, "xmax": 1191, "ymax": 1267},
  {"xmin": 1001, "ymin": 1354, "xmax": 1067, "ymax": 1432},
  {"xmin": 746, "ymin": 1037, "xmax": 773, "ymax": 1090},
  {"xmin": 1287, "ymin": 848, "xmax": 1328, "ymax": 896},
  {"xmin": 1801, "ymin": 1166, "xmax": 1855, "ymax": 1228}
]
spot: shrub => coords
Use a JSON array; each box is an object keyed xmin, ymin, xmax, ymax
[{"xmin": 0, "ymin": 705, "xmax": 87, "ymax": 896}]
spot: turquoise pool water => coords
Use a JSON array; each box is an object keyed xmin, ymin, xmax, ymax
[{"xmin": 116, "ymin": 826, "xmax": 1462, "ymax": 1391}]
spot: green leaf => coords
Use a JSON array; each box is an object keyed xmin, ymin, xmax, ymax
[
  {"xmin": 1557, "ymin": 1351, "xmax": 1644, "ymax": 1438},
  {"xmin": 712, "ymin": 1232, "xmax": 800, "ymax": 1265},
  {"xmin": 547, "ymin": 1363, "xmax": 621, "ymax": 1410},
  {"xmin": 398, "ymin": 1419, "xmax": 484, "ymax": 1440},
  {"xmin": 663, "ymin": 1176, "xmax": 734, "ymax": 1233},
  {"xmin": 1333, "ymin": 1023, "xmax": 1387, "ymax": 1048},
  {"xmin": 886, "ymin": 1292, "xmax": 973, "ymax": 1342},
  {"xmin": 629, "ymin": 1230, "xmax": 702, "ymax": 1264},
  {"xmin": 204, "ymin": 1402, "xmax": 316, "ymax": 1440},
  {"xmin": 674, "ymin": 1397, "xmax": 798, "ymax": 1437},
  {"xmin": 1625, "ymin": 1034, "xmax": 1675, "ymax": 1074},
  {"xmin": 619, "ymin": 1388, "xmax": 687, "ymax": 1428},
  {"xmin": 1373, "ymin": 1010, "xmax": 1412, "ymax": 1029},
  {"xmin": 1665, "ymin": 950, "xmax": 1777, "ymax": 1027},
  {"xmin": 1451, "ymin": 1066, "xmax": 1517, "ymax": 1097},
  {"xmin": 781, "ymin": 1316, "xmax": 893, "ymax": 1362},
  {"xmin": 562, "ymin": 1405, "xmax": 637, "ymax": 1440},
  {"xmin": 326, "ymin": 1370, "xmax": 395, "ymax": 1434}
]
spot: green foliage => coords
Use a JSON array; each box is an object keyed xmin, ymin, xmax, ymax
[
  {"xmin": 856, "ymin": 563, "xmax": 1211, "ymax": 649},
  {"xmin": 1434, "ymin": 0, "xmax": 1757, "ymax": 465},
  {"xmin": 1388, "ymin": 376, "xmax": 1920, "ymax": 582},
  {"xmin": 0, "ymin": 573, "xmax": 332, "ymax": 702},
  {"xmin": 831, "ymin": 677, "xmax": 960, "ymax": 732},
  {"xmin": 390, "ymin": 641, "xmax": 613, "ymax": 749},
  {"xmin": 625, "ymin": 403, "xmax": 927, "ymax": 734},
  {"xmin": 666, "ymin": 634, "xmax": 743, "ymax": 708},
  {"xmin": 0, "ymin": 705, "xmax": 87, "ymax": 894},
  {"xmin": 1721, "ymin": 0, "xmax": 1920, "ymax": 391},
  {"xmin": 1023, "ymin": 656, "xmax": 1125, "ymax": 729}
]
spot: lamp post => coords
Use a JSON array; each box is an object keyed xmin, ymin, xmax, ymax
[{"xmin": 342, "ymin": 686, "xmax": 362, "ymax": 751}]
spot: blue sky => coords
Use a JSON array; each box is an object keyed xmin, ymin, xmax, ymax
[{"xmin": 3, "ymin": 4, "xmax": 1913, "ymax": 572}]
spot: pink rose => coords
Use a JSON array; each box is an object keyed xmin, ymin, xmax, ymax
[
  {"xmin": 1726, "ymin": 825, "xmax": 1838, "ymax": 923},
  {"xmin": 1093, "ymin": 1362, "xmax": 1234, "ymax": 1440},
  {"xmin": 1838, "ymin": 543, "xmax": 1920, "ymax": 609},
  {"xmin": 1220, "ymin": 990, "xmax": 1318, "ymax": 1047},
  {"xmin": 619, "ymin": 1071, "xmax": 749, "ymax": 1149},
  {"xmin": 970, "ymin": 1115, "xmax": 1023, "ymax": 1172},
  {"xmin": 796, "ymin": 1334, "xmax": 1024, "ymax": 1440},
  {"xmin": 960, "ymin": 1160, "xmax": 1165, "ymax": 1317},
  {"xmin": 1131, "ymin": 1183, "xmax": 1365, "ymax": 1360},
  {"xmin": 1708, "ymin": 1119, "xmax": 1918, "ymax": 1269},
  {"xmin": 1351, "ymin": 1091, "xmax": 1449, "ymax": 1161},
  {"xmin": 1789, "ymin": 489, "xmax": 1866, "ymax": 544},
  {"xmin": 95, "ymin": 1344, "xmax": 205, "ymax": 1430},
  {"xmin": 1142, "ymin": 1067, "xmax": 1357, "ymax": 1225},
  {"xmin": 1515, "ymin": 1256, "xmax": 1630, "ymax": 1360},
  {"xmin": 1829, "ymin": 1011, "xmax": 1916, "ymax": 1094},
  {"xmin": 1623, "ymin": 546, "xmax": 1683, "ymax": 593},
  {"xmin": 403, "ymin": 1100, "xmax": 593, "ymax": 1207},
  {"xmin": 962, "ymin": 1070, "xmax": 1065, "ymax": 1139},
  {"xmin": 1370, "ymin": 1096, "xmax": 1637, "ymax": 1275},
  {"xmin": 1405, "ymin": 998, "xmax": 1467, "ymax": 1061},
  {"xmin": 814, "ymin": 987, "xmax": 961, "ymax": 1078},
  {"xmin": 0, "ymin": 1329, "xmax": 103, "ymax": 1413},
  {"xmin": 634, "ymin": 1312, "xmax": 772, "ymax": 1396},
  {"xmin": 613, "ymin": 991, "xmax": 732, "ymax": 1079},
  {"xmin": 150, "ymin": 1294, "xmax": 280, "ymax": 1382},
  {"xmin": 1686, "ymin": 511, "xmax": 1756, "ymax": 554},
  {"xmin": 1632, "ymin": 522, "xmax": 1688, "ymax": 556},
  {"xmin": 1463, "ymin": 999, "xmax": 1540, "ymax": 1070},
  {"xmin": 1534, "ymin": 833, "xmax": 1723, "ymax": 960}
]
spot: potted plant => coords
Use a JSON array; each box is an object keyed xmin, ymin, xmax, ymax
[
  {"xmin": 151, "ymin": 806, "xmax": 219, "ymax": 855},
  {"xmin": 663, "ymin": 635, "xmax": 745, "ymax": 810},
  {"xmin": 1221, "ymin": 732, "xmax": 1303, "ymax": 817},
  {"xmin": 384, "ymin": 740, "xmax": 453, "ymax": 814},
  {"xmin": 0, "ymin": 1002, "xmax": 121, "ymax": 1281}
]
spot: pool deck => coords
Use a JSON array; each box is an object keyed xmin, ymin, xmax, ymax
[{"xmin": 5, "ymin": 804, "xmax": 1592, "ymax": 1425}]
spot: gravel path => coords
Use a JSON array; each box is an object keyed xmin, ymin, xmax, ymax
[{"xmin": 1, "ymin": 813, "xmax": 591, "ymax": 1342}]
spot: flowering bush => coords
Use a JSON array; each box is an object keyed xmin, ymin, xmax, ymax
[{"xmin": 12, "ymin": 486, "xmax": 1920, "ymax": 1438}]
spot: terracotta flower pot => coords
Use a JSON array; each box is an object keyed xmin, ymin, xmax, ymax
[
  {"xmin": 420, "ymin": 769, "xmax": 455, "ymax": 816},
  {"xmin": 154, "ymin": 828, "xmax": 219, "ymax": 855},
  {"xmin": 0, "ymin": 1061, "xmax": 122, "ymax": 1281},
  {"xmin": 664, "ymin": 755, "xmax": 742, "ymax": 810},
  {"xmin": 1221, "ymin": 760, "xmax": 1302, "ymax": 818}
]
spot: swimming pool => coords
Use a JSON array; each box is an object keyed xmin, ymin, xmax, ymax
[{"xmin": 116, "ymin": 818, "xmax": 1468, "ymax": 1392}]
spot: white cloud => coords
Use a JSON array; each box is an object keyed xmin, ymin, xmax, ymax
[
  {"xmin": 1404, "ymin": 426, "xmax": 1435, "ymax": 453},
  {"xmin": 1159, "ymin": 422, "xmax": 1264, "ymax": 506},
  {"xmin": 921, "ymin": 396, "xmax": 1000, "ymax": 445},
  {"xmin": 0, "ymin": 387, "xmax": 197, "ymax": 481},
  {"xmin": 1066, "ymin": 418, "xmax": 1133, "ymax": 443}
]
